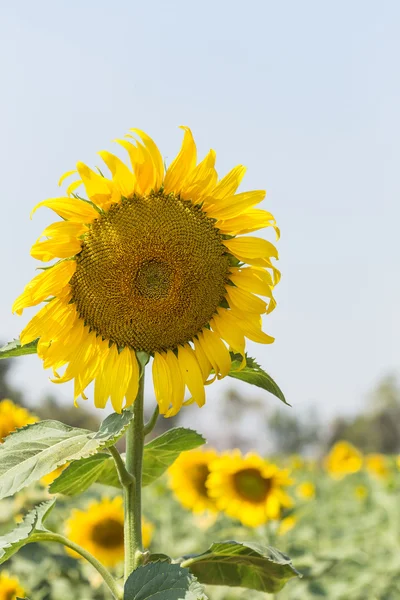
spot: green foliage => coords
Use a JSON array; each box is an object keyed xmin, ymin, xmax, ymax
[
  {"xmin": 50, "ymin": 427, "xmax": 206, "ymax": 495},
  {"xmin": 0, "ymin": 499, "xmax": 55, "ymax": 564},
  {"xmin": 229, "ymin": 354, "xmax": 288, "ymax": 405},
  {"xmin": 49, "ymin": 454, "xmax": 111, "ymax": 495},
  {"xmin": 141, "ymin": 428, "xmax": 206, "ymax": 486},
  {"xmin": 0, "ymin": 339, "xmax": 38, "ymax": 360},
  {"xmin": 124, "ymin": 562, "xmax": 208, "ymax": 600},
  {"xmin": 0, "ymin": 412, "xmax": 133, "ymax": 499},
  {"xmin": 183, "ymin": 541, "xmax": 300, "ymax": 593}
]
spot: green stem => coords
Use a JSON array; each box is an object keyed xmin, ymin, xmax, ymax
[
  {"xmin": 109, "ymin": 445, "xmax": 134, "ymax": 487},
  {"xmin": 143, "ymin": 405, "xmax": 159, "ymax": 436},
  {"xmin": 31, "ymin": 532, "xmax": 123, "ymax": 599},
  {"xmin": 124, "ymin": 368, "xmax": 145, "ymax": 580}
]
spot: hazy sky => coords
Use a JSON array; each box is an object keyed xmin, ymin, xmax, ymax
[{"xmin": 1, "ymin": 1, "xmax": 399, "ymax": 427}]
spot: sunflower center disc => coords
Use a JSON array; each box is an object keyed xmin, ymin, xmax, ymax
[
  {"xmin": 233, "ymin": 468, "xmax": 272, "ymax": 502},
  {"xmin": 91, "ymin": 518, "xmax": 124, "ymax": 548},
  {"xmin": 190, "ymin": 463, "xmax": 211, "ymax": 498},
  {"xmin": 71, "ymin": 193, "xmax": 230, "ymax": 353}
]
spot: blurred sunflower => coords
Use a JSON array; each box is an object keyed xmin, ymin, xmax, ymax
[
  {"xmin": 168, "ymin": 448, "xmax": 218, "ymax": 513},
  {"xmin": 13, "ymin": 127, "xmax": 279, "ymax": 415},
  {"xmin": 65, "ymin": 496, "xmax": 153, "ymax": 567},
  {"xmin": 207, "ymin": 450, "xmax": 293, "ymax": 527},
  {"xmin": 296, "ymin": 481, "xmax": 315, "ymax": 500},
  {"xmin": 277, "ymin": 514, "xmax": 298, "ymax": 536},
  {"xmin": 365, "ymin": 454, "xmax": 389, "ymax": 479},
  {"xmin": 0, "ymin": 399, "xmax": 38, "ymax": 443},
  {"xmin": 40, "ymin": 463, "xmax": 69, "ymax": 487},
  {"xmin": 324, "ymin": 441, "xmax": 363, "ymax": 479},
  {"xmin": 0, "ymin": 571, "xmax": 25, "ymax": 600}
]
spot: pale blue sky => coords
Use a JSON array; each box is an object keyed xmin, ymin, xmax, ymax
[{"xmin": 1, "ymin": 1, "xmax": 399, "ymax": 424}]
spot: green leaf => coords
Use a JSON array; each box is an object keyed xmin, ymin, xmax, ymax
[
  {"xmin": 124, "ymin": 562, "xmax": 208, "ymax": 600},
  {"xmin": 0, "ymin": 339, "xmax": 38, "ymax": 360},
  {"xmin": 183, "ymin": 541, "xmax": 300, "ymax": 593},
  {"xmin": 229, "ymin": 354, "xmax": 289, "ymax": 406},
  {"xmin": 0, "ymin": 499, "xmax": 55, "ymax": 565},
  {"xmin": 0, "ymin": 411, "xmax": 133, "ymax": 499},
  {"xmin": 141, "ymin": 427, "xmax": 206, "ymax": 486},
  {"xmin": 49, "ymin": 453, "xmax": 111, "ymax": 495}
]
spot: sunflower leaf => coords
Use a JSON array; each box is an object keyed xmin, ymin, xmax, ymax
[
  {"xmin": 141, "ymin": 427, "xmax": 206, "ymax": 486},
  {"xmin": 0, "ymin": 339, "xmax": 38, "ymax": 360},
  {"xmin": 124, "ymin": 562, "xmax": 208, "ymax": 600},
  {"xmin": 51, "ymin": 427, "xmax": 206, "ymax": 495},
  {"xmin": 0, "ymin": 499, "xmax": 56, "ymax": 565},
  {"xmin": 0, "ymin": 411, "xmax": 133, "ymax": 499},
  {"xmin": 49, "ymin": 453, "xmax": 111, "ymax": 495},
  {"xmin": 229, "ymin": 353, "xmax": 289, "ymax": 406},
  {"xmin": 182, "ymin": 540, "xmax": 301, "ymax": 593}
]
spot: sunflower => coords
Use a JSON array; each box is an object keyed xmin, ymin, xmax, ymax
[
  {"xmin": 168, "ymin": 448, "xmax": 218, "ymax": 513},
  {"xmin": 207, "ymin": 450, "xmax": 293, "ymax": 527},
  {"xmin": 324, "ymin": 441, "xmax": 363, "ymax": 479},
  {"xmin": 65, "ymin": 496, "xmax": 153, "ymax": 567},
  {"xmin": 277, "ymin": 515, "xmax": 298, "ymax": 536},
  {"xmin": 0, "ymin": 399, "xmax": 38, "ymax": 443},
  {"xmin": 40, "ymin": 463, "xmax": 69, "ymax": 487},
  {"xmin": 365, "ymin": 454, "xmax": 389, "ymax": 479},
  {"xmin": 0, "ymin": 571, "xmax": 25, "ymax": 600},
  {"xmin": 296, "ymin": 481, "xmax": 315, "ymax": 500},
  {"xmin": 13, "ymin": 127, "xmax": 279, "ymax": 415}
]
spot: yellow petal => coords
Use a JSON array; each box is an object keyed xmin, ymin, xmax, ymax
[
  {"xmin": 66, "ymin": 179, "xmax": 83, "ymax": 197},
  {"xmin": 216, "ymin": 209, "xmax": 278, "ymax": 236},
  {"xmin": 98, "ymin": 150, "xmax": 136, "ymax": 197},
  {"xmin": 30, "ymin": 237, "xmax": 82, "ymax": 262},
  {"xmin": 30, "ymin": 197, "xmax": 99, "ymax": 223},
  {"xmin": 58, "ymin": 170, "xmax": 77, "ymax": 186},
  {"xmin": 210, "ymin": 310, "xmax": 246, "ymax": 358},
  {"xmin": 206, "ymin": 190, "xmax": 265, "ymax": 220},
  {"xmin": 94, "ymin": 346, "xmax": 114, "ymax": 409},
  {"xmin": 125, "ymin": 350, "xmax": 140, "ymax": 408},
  {"xmin": 223, "ymin": 236, "xmax": 279, "ymax": 260},
  {"xmin": 226, "ymin": 286, "xmax": 267, "ymax": 314},
  {"xmin": 197, "ymin": 329, "xmax": 231, "ymax": 379},
  {"xmin": 164, "ymin": 126, "xmax": 197, "ymax": 194},
  {"xmin": 180, "ymin": 150, "xmax": 218, "ymax": 203},
  {"xmin": 123, "ymin": 137, "xmax": 155, "ymax": 195},
  {"xmin": 109, "ymin": 346, "xmax": 133, "ymax": 413},
  {"xmin": 130, "ymin": 129, "xmax": 164, "ymax": 190},
  {"xmin": 12, "ymin": 260, "xmax": 76, "ymax": 315},
  {"xmin": 193, "ymin": 338, "xmax": 213, "ymax": 383},
  {"xmin": 76, "ymin": 161, "xmax": 115, "ymax": 209},
  {"xmin": 229, "ymin": 267, "xmax": 273, "ymax": 295},
  {"xmin": 20, "ymin": 299, "xmax": 77, "ymax": 345},
  {"xmin": 152, "ymin": 352, "xmax": 172, "ymax": 414},
  {"xmin": 52, "ymin": 330, "xmax": 97, "ymax": 384},
  {"xmin": 210, "ymin": 165, "xmax": 247, "ymax": 201},
  {"xmin": 74, "ymin": 337, "xmax": 109, "ymax": 401},
  {"xmin": 164, "ymin": 350, "xmax": 185, "ymax": 417},
  {"xmin": 232, "ymin": 311, "xmax": 275, "ymax": 344},
  {"xmin": 39, "ymin": 221, "xmax": 87, "ymax": 239},
  {"xmin": 177, "ymin": 344, "xmax": 205, "ymax": 407}
]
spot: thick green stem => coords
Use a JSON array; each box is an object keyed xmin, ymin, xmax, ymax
[
  {"xmin": 124, "ymin": 369, "xmax": 145, "ymax": 580},
  {"xmin": 144, "ymin": 405, "xmax": 159, "ymax": 436},
  {"xmin": 31, "ymin": 532, "xmax": 123, "ymax": 599}
]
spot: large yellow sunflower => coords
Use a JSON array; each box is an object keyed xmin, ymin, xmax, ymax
[
  {"xmin": 206, "ymin": 450, "xmax": 293, "ymax": 527},
  {"xmin": 324, "ymin": 441, "xmax": 363, "ymax": 479},
  {"xmin": 168, "ymin": 448, "xmax": 219, "ymax": 513},
  {"xmin": 13, "ymin": 127, "xmax": 279, "ymax": 415},
  {"xmin": 0, "ymin": 398, "xmax": 38, "ymax": 443},
  {"xmin": 65, "ymin": 496, "xmax": 153, "ymax": 567},
  {"xmin": 0, "ymin": 571, "xmax": 25, "ymax": 600}
]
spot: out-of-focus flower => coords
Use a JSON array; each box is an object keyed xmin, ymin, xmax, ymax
[
  {"xmin": 354, "ymin": 485, "xmax": 368, "ymax": 501},
  {"xmin": 365, "ymin": 454, "xmax": 389, "ymax": 479},
  {"xmin": 169, "ymin": 449, "xmax": 219, "ymax": 513},
  {"xmin": 41, "ymin": 463, "xmax": 70, "ymax": 487},
  {"xmin": 277, "ymin": 515, "xmax": 298, "ymax": 536},
  {"xmin": 296, "ymin": 481, "xmax": 316, "ymax": 500},
  {"xmin": 0, "ymin": 571, "xmax": 25, "ymax": 600},
  {"xmin": 0, "ymin": 399, "xmax": 38, "ymax": 443},
  {"xmin": 324, "ymin": 441, "xmax": 363, "ymax": 479},
  {"xmin": 207, "ymin": 450, "xmax": 293, "ymax": 527},
  {"xmin": 65, "ymin": 496, "xmax": 153, "ymax": 567}
]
